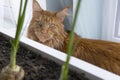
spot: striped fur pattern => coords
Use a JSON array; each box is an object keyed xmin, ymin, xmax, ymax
[{"xmin": 27, "ymin": 0, "xmax": 120, "ymax": 75}]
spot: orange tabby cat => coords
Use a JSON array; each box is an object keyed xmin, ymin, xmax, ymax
[{"xmin": 28, "ymin": 0, "xmax": 120, "ymax": 75}]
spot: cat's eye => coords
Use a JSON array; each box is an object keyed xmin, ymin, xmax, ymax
[{"xmin": 38, "ymin": 22, "xmax": 43, "ymax": 27}]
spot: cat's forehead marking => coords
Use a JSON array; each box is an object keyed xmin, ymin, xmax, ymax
[{"xmin": 39, "ymin": 12, "xmax": 56, "ymax": 22}]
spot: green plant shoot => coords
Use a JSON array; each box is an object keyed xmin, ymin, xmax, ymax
[
  {"xmin": 10, "ymin": 0, "xmax": 28, "ymax": 69},
  {"xmin": 59, "ymin": 0, "xmax": 81, "ymax": 80}
]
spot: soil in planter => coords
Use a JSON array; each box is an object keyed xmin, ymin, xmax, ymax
[{"xmin": 0, "ymin": 33, "xmax": 89, "ymax": 80}]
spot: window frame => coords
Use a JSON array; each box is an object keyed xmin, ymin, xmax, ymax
[{"xmin": 101, "ymin": 0, "xmax": 119, "ymax": 42}]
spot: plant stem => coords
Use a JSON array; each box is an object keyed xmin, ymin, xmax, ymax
[
  {"xmin": 10, "ymin": 0, "xmax": 28, "ymax": 69},
  {"xmin": 59, "ymin": 0, "xmax": 81, "ymax": 80}
]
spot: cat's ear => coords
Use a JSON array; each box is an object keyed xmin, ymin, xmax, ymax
[
  {"xmin": 56, "ymin": 6, "xmax": 70, "ymax": 22},
  {"xmin": 33, "ymin": 0, "xmax": 42, "ymax": 12}
]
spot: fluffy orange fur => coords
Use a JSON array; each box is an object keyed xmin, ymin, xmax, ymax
[{"xmin": 28, "ymin": 0, "xmax": 120, "ymax": 75}]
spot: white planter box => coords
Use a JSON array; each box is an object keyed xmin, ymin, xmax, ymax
[
  {"xmin": 1, "ymin": 25, "xmax": 120, "ymax": 80},
  {"xmin": 0, "ymin": 0, "xmax": 120, "ymax": 80}
]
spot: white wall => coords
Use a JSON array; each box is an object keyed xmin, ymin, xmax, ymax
[
  {"xmin": 0, "ymin": 0, "xmax": 4, "ymax": 27},
  {"xmin": 74, "ymin": 0, "xmax": 103, "ymax": 39},
  {"xmin": 101, "ymin": 0, "xmax": 119, "ymax": 42}
]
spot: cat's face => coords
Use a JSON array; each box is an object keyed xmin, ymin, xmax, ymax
[
  {"xmin": 32, "ymin": 11, "xmax": 63, "ymax": 43},
  {"xmin": 28, "ymin": 0, "xmax": 69, "ymax": 48}
]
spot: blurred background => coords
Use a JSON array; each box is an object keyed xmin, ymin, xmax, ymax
[{"xmin": 0, "ymin": 0, "xmax": 120, "ymax": 42}]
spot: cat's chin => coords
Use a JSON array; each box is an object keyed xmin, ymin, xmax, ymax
[
  {"xmin": 36, "ymin": 35, "xmax": 53, "ymax": 42},
  {"xmin": 39, "ymin": 39, "xmax": 46, "ymax": 43},
  {"xmin": 38, "ymin": 37, "xmax": 53, "ymax": 43}
]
